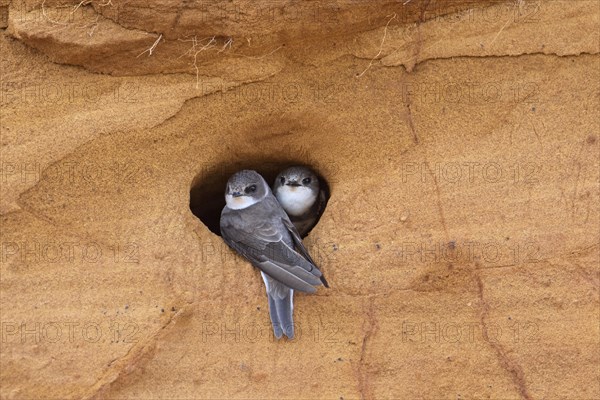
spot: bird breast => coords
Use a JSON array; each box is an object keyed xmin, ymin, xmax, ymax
[{"xmin": 275, "ymin": 186, "xmax": 317, "ymax": 216}]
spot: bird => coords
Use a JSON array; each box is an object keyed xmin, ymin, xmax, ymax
[
  {"xmin": 273, "ymin": 166, "xmax": 328, "ymax": 237},
  {"xmin": 219, "ymin": 170, "xmax": 328, "ymax": 339}
]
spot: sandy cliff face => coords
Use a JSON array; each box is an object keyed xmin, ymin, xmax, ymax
[{"xmin": 1, "ymin": 1, "xmax": 599, "ymax": 399}]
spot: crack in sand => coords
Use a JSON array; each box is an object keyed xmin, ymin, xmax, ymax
[
  {"xmin": 2, "ymin": 71, "xmax": 282, "ymax": 220},
  {"xmin": 81, "ymin": 302, "xmax": 193, "ymax": 400},
  {"xmin": 474, "ymin": 273, "xmax": 532, "ymax": 400},
  {"xmin": 395, "ymin": 103, "xmax": 532, "ymax": 398},
  {"xmin": 340, "ymin": 50, "xmax": 600, "ymax": 80},
  {"xmin": 388, "ymin": 51, "xmax": 600, "ymax": 71},
  {"xmin": 402, "ymin": 0, "xmax": 429, "ymax": 72},
  {"xmin": 147, "ymin": 71, "xmax": 282, "ymax": 130},
  {"xmin": 543, "ymin": 257, "xmax": 600, "ymax": 291},
  {"xmin": 404, "ymin": 99, "xmax": 420, "ymax": 144},
  {"xmin": 170, "ymin": 0, "xmax": 189, "ymax": 32},
  {"xmin": 424, "ymin": 162, "xmax": 449, "ymax": 239},
  {"xmin": 355, "ymin": 299, "xmax": 377, "ymax": 400},
  {"xmin": 5, "ymin": 206, "xmax": 130, "ymax": 260}
]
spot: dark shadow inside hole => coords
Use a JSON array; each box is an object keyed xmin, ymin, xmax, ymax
[{"xmin": 189, "ymin": 160, "xmax": 330, "ymax": 237}]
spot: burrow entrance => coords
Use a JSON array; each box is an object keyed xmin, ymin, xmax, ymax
[{"xmin": 189, "ymin": 160, "xmax": 330, "ymax": 237}]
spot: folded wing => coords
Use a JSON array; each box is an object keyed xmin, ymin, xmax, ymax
[{"xmin": 221, "ymin": 215, "xmax": 323, "ymax": 293}]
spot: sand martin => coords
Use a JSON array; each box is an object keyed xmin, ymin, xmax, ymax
[
  {"xmin": 273, "ymin": 166, "xmax": 327, "ymax": 237},
  {"xmin": 220, "ymin": 170, "xmax": 327, "ymax": 339}
]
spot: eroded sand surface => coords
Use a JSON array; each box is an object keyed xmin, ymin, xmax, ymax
[{"xmin": 1, "ymin": 1, "xmax": 599, "ymax": 399}]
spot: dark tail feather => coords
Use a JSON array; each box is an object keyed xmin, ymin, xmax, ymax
[
  {"xmin": 320, "ymin": 275, "xmax": 330, "ymax": 288},
  {"xmin": 274, "ymin": 290, "xmax": 294, "ymax": 339},
  {"xmin": 266, "ymin": 294, "xmax": 284, "ymax": 339},
  {"xmin": 263, "ymin": 273, "xmax": 295, "ymax": 339}
]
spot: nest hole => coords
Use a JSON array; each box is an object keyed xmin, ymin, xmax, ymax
[{"xmin": 189, "ymin": 160, "xmax": 330, "ymax": 237}]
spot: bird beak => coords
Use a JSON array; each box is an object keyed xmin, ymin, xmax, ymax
[
  {"xmin": 232, "ymin": 192, "xmax": 242, "ymax": 197},
  {"xmin": 286, "ymin": 181, "xmax": 301, "ymax": 187}
]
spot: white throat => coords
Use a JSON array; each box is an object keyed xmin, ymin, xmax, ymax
[
  {"xmin": 226, "ymin": 194, "xmax": 259, "ymax": 210},
  {"xmin": 276, "ymin": 186, "xmax": 317, "ymax": 216}
]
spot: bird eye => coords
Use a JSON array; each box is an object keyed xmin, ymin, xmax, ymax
[
  {"xmin": 245, "ymin": 184, "xmax": 257, "ymax": 194},
  {"xmin": 280, "ymin": 176, "xmax": 285, "ymax": 184},
  {"xmin": 302, "ymin": 177, "xmax": 311, "ymax": 185}
]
